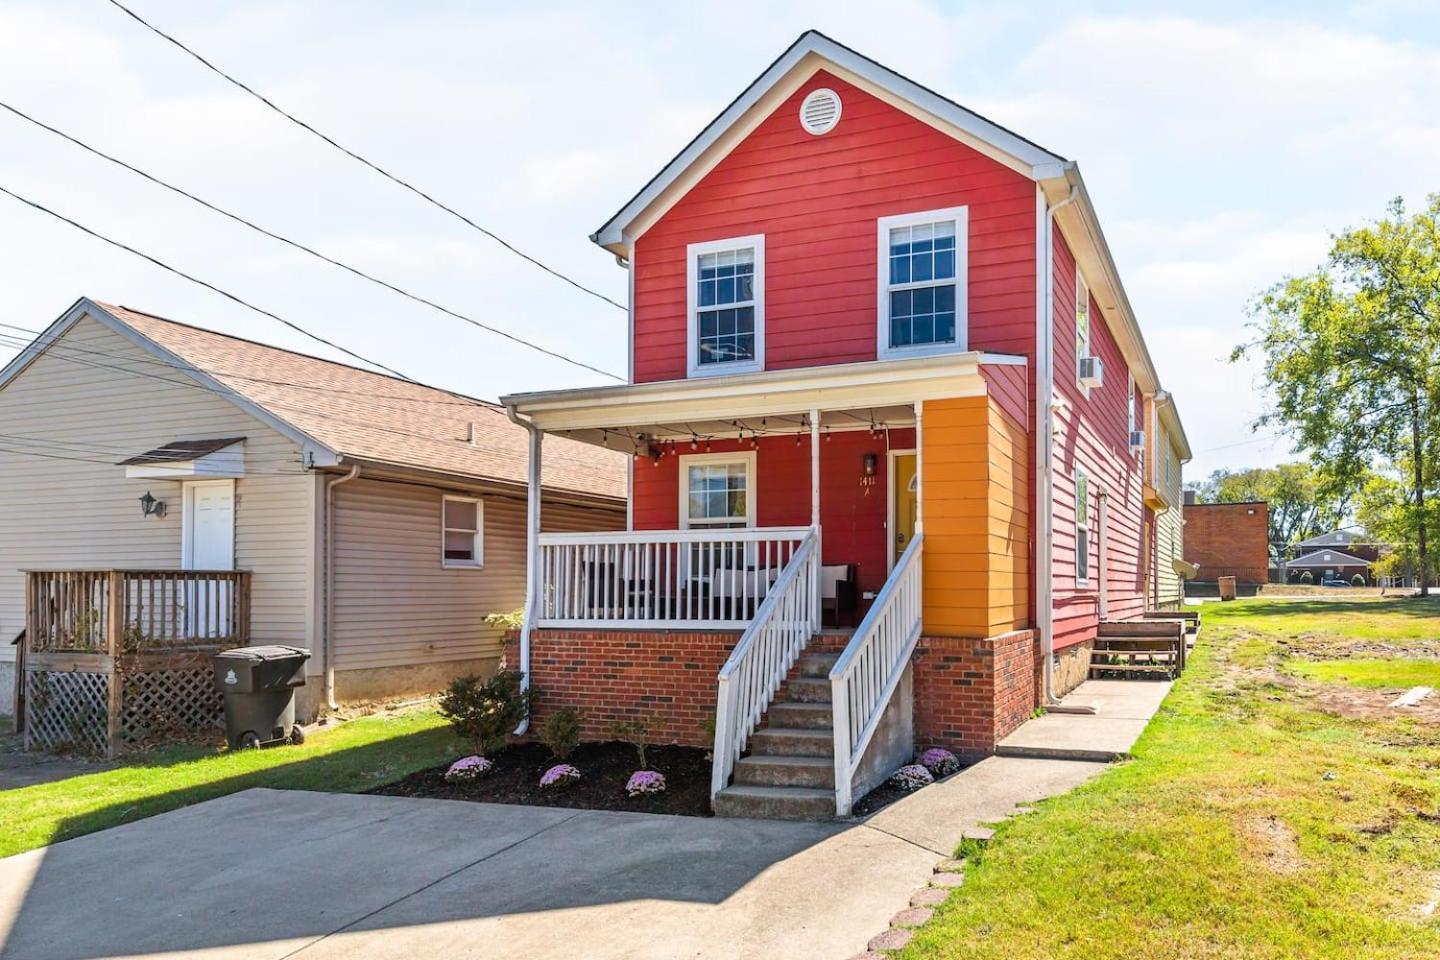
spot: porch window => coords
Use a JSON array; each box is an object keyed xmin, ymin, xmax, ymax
[
  {"xmin": 687, "ymin": 235, "xmax": 764, "ymax": 377},
  {"xmin": 1075, "ymin": 470, "xmax": 1090, "ymax": 586},
  {"xmin": 877, "ymin": 206, "xmax": 968, "ymax": 359},
  {"xmin": 442, "ymin": 496, "xmax": 483, "ymax": 568},
  {"xmin": 680, "ymin": 453, "xmax": 756, "ymax": 529},
  {"xmin": 1075, "ymin": 269, "xmax": 1092, "ymax": 395}
]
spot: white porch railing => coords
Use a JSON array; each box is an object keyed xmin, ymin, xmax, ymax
[
  {"xmin": 710, "ymin": 529, "xmax": 820, "ymax": 799},
  {"xmin": 535, "ymin": 526, "xmax": 811, "ymax": 629},
  {"xmin": 829, "ymin": 533, "xmax": 924, "ymax": 816}
]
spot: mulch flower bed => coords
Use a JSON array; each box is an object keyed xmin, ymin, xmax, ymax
[
  {"xmin": 851, "ymin": 757, "xmax": 972, "ymax": 817},
  {"xmin": 371, "ymin": 740, "xmax": 714, "ymax": 817}
]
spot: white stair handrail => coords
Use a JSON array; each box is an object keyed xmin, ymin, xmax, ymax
[
  {"xmin": 710, "ymin": 528, "xmax": 820, "ymax": 800},
  {"xmin": 829, "ymin": 533, "xmax": 924, "ymax": 816}
]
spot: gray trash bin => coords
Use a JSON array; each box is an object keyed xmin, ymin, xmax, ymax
[{"xmin": 213, "ymin": 645, "xmax": 311, "ymax": 749}]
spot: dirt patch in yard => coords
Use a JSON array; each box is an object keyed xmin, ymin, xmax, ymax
[
  {"xmin": 1240, "ymin": 815, "xmax": 1304, "ymax": 874},
  {"xmin": 1299, "ymin": 683, "xmax": 1440, "ymax": 725},
  {"xmin": 370, "ymin": 741, "xmax": 714, "ymax": 817}
]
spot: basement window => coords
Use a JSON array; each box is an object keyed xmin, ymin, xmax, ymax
[{"xmin": 442, "ymin": 496, "xmax": 483, "ymax": 568}]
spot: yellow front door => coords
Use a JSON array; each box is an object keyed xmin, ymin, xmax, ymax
[{"xmin": 893, "ymin": 453, "xmax": 918, "ymax": 567}]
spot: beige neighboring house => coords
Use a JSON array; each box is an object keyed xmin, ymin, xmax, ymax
[{"xmin": 0, "ymin": 297, "xmax": 626, "ymax": 720}]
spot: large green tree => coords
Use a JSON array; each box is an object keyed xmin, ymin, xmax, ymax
[
  {"xmin": 1188, "ymin": 463, "xmax": 1353, "ymax": 563},
  {"xmin": 1239, "ymin": 195, "xmax": 1440, "ymax": 594}
]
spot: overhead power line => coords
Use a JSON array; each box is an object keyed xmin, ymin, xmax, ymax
[
  {"xmin": 0, "ymin": 99, "xmax": 622, "ymax": 382},
  {"xmin": 106, "ymin": 0, "xmax": 627, "ymax": 313},
  {"xmin": 0, "ymin": 183, "xmax": 417, "ymax": 381}
]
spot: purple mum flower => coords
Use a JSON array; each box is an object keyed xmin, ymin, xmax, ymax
[
  {"xmin": 444, "ymin": 755, "xmax": 493, "ymax": 782},
  {"xmin": 889, "ymin": 763, "xmax": 934, "ymax": 792},
  {"xmin": 918, "ymin": 747, "xmax": 961, "ymax": 778},
  {"xmin": 540, "ymin": 763, "xmax": 581, "ymax": 789},
  {"xmin": 626, "ymin": 770, "xmax": 667, "ymax": 797}
]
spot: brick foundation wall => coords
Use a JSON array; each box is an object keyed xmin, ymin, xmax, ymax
[
  {"xmin": 912, "ymin": 629, "xmax": 1038, "ymax": 759},
  {"xmin": 1182, "ymin": 502, "xmax": 1269, "ymax": 584},
  {"xmin": 504, "ymin": 629, "xmax": 739, "ymax": 747}
]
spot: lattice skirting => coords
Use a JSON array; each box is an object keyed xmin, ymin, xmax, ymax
[
  {"xmin": 24, "ymin": 665, "xmax": 224, "ymax": 756},
  {"xmin": 119, "ymin": 667, "xmax": 224, "ymax": 746},
  {"xmin": 24, "ymin": 671, "xmax": 110, "ymax": 754}
]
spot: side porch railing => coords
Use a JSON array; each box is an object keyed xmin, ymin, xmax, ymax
[
  {"xmin": 829, "ymin": 533, "xmax": 924, "ymax": 815},
  {"xmin": 710, "ymin": 528, "xmax": 820, "ymax": 799},
  {"xmin": 23, "ymin": 569, "xmax": 252, "ymax": 755},
  {"xmin": 535, "ymin": 526, "xmax": 812, "ymax": 629}
]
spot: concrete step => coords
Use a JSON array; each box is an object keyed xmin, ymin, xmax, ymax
[
  {"xmin": 712, "ymin": 784, "xmax": 835, "ymax": 821},
  {"xmin": 733, "ymin": 754, "xmax": 835, "ymax": 789},
  {"xmin": 796, "ymin": 652, "xmax": 840, "ymax": 678},
  {"xmin": 764, "ymin": 701, "xmax": 833, "ymax": 729},
  {"xmin": 749, "ymin": 726, "xmax": 834, "ymax": 757},
  {"xmin": 784, "ymin": 677, "xmax": 832, "ymax": 703}
]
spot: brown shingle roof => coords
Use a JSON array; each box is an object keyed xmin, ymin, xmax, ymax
[{"xmin": 95, "ymin": 302, "xmax": 625, "ymax": 501}]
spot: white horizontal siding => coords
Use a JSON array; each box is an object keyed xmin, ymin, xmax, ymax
[
  {"xmin": 0, "ymin": 315, "xmax": 315, "ymax": 669},
  {"xmin": 332, "ymin": 478, "xmax": 621, "ymax": 671}
]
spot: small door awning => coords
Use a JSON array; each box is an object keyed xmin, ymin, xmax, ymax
[{"xmin": 119, "ymin": 437, "xmax": 246, "ymax": 479}]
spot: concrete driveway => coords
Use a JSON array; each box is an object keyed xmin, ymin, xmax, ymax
[{"xmin": 0, "ymin": 758, "xmax": 1102, "ymax": 960}]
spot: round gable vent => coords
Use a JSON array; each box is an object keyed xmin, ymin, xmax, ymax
[{"xmin": 799, "ymin": 88, "xmax": 842, "ymax": 135}]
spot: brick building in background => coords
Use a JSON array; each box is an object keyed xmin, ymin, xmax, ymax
[{"xmin": 1181, "ymin": 497, "xmax": 1270, "ymax": 584}]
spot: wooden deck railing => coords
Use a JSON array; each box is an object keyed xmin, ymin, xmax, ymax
[{"xmin": 25, "ymin": 569, "xmax": 252, "ymax": 655}]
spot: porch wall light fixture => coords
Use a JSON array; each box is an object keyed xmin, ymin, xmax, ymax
[
  {"xmin": 862, "ymin": 452, "xmax": 878, "ymax": 477},
  {"xmin": 139, "ymin": 491, "xmax": 167, "ymax": 518}
]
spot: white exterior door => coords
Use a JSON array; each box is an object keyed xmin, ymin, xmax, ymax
[{"xmin": 183, "ymin": 480, "xmax": 235, "ymax": 638}]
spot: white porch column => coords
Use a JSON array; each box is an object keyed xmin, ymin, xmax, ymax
[
  {"xmin": 810, "ymin": 407, "xmax": 822, "ymax": 632},
  {"xmin": 914, "ymin": 401, "xmax": 924, "ymax": 534}
]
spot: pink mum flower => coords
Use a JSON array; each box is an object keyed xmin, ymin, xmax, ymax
[
  {"xmin": 626, "ymin": 770, "xmax": 667, "ymax": 797},
  {"xmin": 889, "ymin": 763, "xmax": 934, "ymax": 792},
  {"xmin": 444, "ymin": 755, "xmax": 493, "ymax": 782},
  {"xmin": 540, "ymin": 764, "xmax": 581, "ymax": 789},
  {"xmin": 918, "ymin": 747, "xmax": 960, "ymax": 778}
]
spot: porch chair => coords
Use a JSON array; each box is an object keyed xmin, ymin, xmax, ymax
[{"xmin": 821, "ymin": 563, "xmax": 859, "ymax": 628}]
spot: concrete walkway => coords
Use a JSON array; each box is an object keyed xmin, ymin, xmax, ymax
[
  {"xmin": 995, "ymin": 679, "xmax": 1172, "ymax": 762},
  {"xmin": 0, "ymin": 757, "xmax": 1103, "ymax": 960}
]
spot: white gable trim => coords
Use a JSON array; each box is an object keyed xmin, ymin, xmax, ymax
[
  {"xmin": 1285, "ymin": 548, "xmax": 1372, "ymax": 568},
  {"xmin": 591, "ymin": 30, "xmax": 1064, "ymax": 254},
  {"xmin": 0, "ymin": 298, "xmax": 341, "ymax": 467}
]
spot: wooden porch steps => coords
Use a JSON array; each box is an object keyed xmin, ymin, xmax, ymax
[
  {"xmin": 713, "ymin": 649, "xmax": 838, "ymax": 821},
  {"xmin": 1089, "ymin": 617, "xmax": 1189, "ymax": 681}
]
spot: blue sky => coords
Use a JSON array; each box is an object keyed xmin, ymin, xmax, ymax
[{"xmin": 1, "ymin": 1, "xmax": 1437, "ymax": 479}]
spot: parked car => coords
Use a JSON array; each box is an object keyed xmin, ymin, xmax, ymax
[{"xmin": 1320, "ymin": 576, "xmax": 1349, "ymax": 587}]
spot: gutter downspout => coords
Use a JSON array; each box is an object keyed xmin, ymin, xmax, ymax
[
  {"xmin": 505, "ymin": 405, "xmax": 542, "ymax": 735},
  {"xmin": 323, "ymin": 463, "xmax": 361, "ymax": 710},
  {"xmin": 1038, "ymin": 181, "xmax": 1079, "ymax": 707}
]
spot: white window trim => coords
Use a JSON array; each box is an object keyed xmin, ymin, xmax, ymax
[
  {"xmin": 678, "ymin": 450, "xmax": 757, "ymax": 529},
  {"xmin": 442, "ymin": 494, "xmax": 484, "ymax": 569},
  {"xmin": 1075, "ymin": 267, "xmax": 1092, "ymax": 397},
  {"xmin": 686, "ymin": 234, "xmax": 765, "ymax": 378},
  {"xmin": 876, "ymin": 205, "xmax": 969, "ymax": 360},
  {"xmin": 1075, "ymin": 467, "xmax": 1090, "ymax": 587},
  {"xmin": 1127, "ymin": 370, "xmax": 1136, "ymax": 437}
]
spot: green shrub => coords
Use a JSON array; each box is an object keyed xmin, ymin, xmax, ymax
[
  {"xmin": 609, "ymin": 716, "xmax": 659, "ymax": 769},
  {"xmin": 438, "ymin": 671, "xmax": 534, "ymax": 755},
  {"xmin": 539, "ymin": 706, "xmax": 583, "ymax": 760}
]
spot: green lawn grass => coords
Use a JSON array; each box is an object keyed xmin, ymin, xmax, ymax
[
  {"xmin": 1291, "ymin": 658, "xmax": 1440, "ymax": 689},
  {"xmin": 0, "ymin": 709, "xmax": 458, "ymax": 858},
  {"xmin": 902, "ymin": 598, "xmax": 1440, "ymax": 960}
]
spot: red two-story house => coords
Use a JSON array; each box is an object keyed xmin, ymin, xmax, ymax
[{"xmin": 502, "ymin": 31, "xmax": 1189, "ymax": 819}]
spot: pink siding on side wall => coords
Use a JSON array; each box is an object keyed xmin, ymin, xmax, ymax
[
  {"xmin": 631, "ymin": 70, "xmax": 1036, "ymax": 382},
  {"xmin": 1049, "ymin": 228, "xmax": 1146, "ymax": 650}
]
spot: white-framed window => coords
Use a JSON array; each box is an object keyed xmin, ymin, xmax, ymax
[
  {"xmin": 678, "ymin": 451, "xmax": 756, "ymax": 528},
  {"xmin": 686, "ymin": 235, "xmax": 764, "ymax": 377},
  {"xmin": 1075, "ymin": 268, "xmax": 1092, "ymax": 395},
  {"xmin": 1075, "ymin": 468, "xmax": 1090, "ymax": 586},
  {"xmin": 877, "ymin": 206, "xmax": 968, "ymax": 359},
  {"xmin": 442, "ymin": 495, "xmax": 483, "ymax": 568},
  {"xmin": 1127, "ymin": 371, "xmax": 1136, "ymax": 436}
]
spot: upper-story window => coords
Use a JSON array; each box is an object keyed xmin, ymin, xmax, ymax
[
  {"xmin": 1075, "ymin": 269, "xmax": 1092, "ymax": 395},
  {"xmin": 686, "ymin": 235, "xmax": 765, "ymax": 377},
  {"xmin": 877, "ymin": 206, "xmax": 968, "ymax": 359}
]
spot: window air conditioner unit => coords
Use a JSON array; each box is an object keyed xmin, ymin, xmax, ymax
[
  {"xmin": 1129, "ymin": 429, "xmax": 1146, "ymax": 452},
  {"xmin": 1078, "ymin": 355, "xmax": 1104, "ymax": 389}
]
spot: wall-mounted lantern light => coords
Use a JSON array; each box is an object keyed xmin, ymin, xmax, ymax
[
  {"xmin": 139, "ymin": 491, "xmax": 167, "ymax": 518},
  {"xmin": 862, "ymin": 452, "xmax": 878, "ymax": 477}
]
